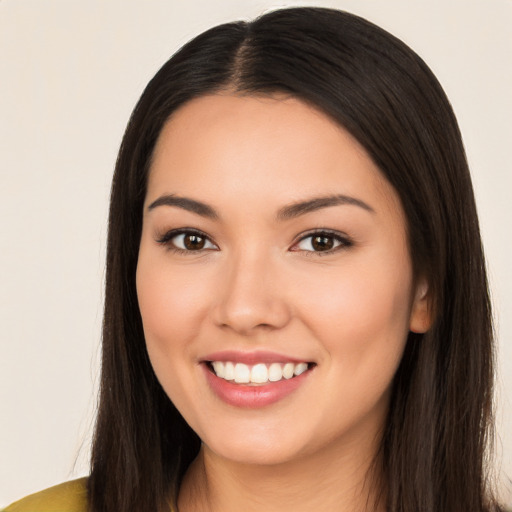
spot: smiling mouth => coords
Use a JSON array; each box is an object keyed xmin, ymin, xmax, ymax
[{"xmin": 205, "ymin": 361, "xmax": 315, "ymax": 385}]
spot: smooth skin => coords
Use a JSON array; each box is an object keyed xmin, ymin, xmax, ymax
[{"xmin": 136, "ymin": 93, "xmax": 431, "ymax": 512}]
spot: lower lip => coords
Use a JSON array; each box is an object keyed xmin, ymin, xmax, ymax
[{"xmin": 202, "ymin": 364, "xmax": 312, "ymax": 408}]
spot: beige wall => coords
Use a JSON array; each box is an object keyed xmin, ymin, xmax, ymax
[{"xmin": 1, "ymin": 0, "xmax": 511, "ymax": 506}]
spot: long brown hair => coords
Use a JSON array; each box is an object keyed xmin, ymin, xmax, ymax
[{"xmin": 88, "ymin": 7, "xmax": 502, "ymax": 511}]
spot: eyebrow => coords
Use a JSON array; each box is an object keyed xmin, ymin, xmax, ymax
[{"xmin": 147, "ymin": 193, "xmax": 375, "ymax": 220}]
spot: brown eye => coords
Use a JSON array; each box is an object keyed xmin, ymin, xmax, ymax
[
  {"xmin": 183, "ymin": 234, "xmax": 207, "ymax": 250},
  {"xmin": 156, "ymin": 229, "xmax": 217, "ymax": 253},
  {"xmin": 294, "ymin": 231, "xmax": 352, "ymax": 254},
  {"xmin": 311, "ymin": 235, "xmax": 335, "ymax": 251}
]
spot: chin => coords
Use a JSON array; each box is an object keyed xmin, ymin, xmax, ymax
[
  {"xmin": 199, "ymin": 422, "xmax": 319, "ymax": 467},
  {"xmin": 208, "ymin": 441, "xmax": 300, "ymax": 466}
]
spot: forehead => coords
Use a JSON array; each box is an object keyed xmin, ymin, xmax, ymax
[{"xmin": 147, "ymin": 93, "xmax": 402, "ymax": 220}]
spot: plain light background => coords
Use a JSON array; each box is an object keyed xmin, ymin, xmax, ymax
[{"xmin": 1, "ymin": 0, "xmax": 511, "ymax": 507}]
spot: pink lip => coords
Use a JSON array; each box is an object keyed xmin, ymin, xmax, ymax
[
  {"xmin": 201, "ymin": 362, "xmax": 313, "ymax": 409},
  {"xmin": 202, "ymin": 350, "xmax": 309, "ymax": 365}
]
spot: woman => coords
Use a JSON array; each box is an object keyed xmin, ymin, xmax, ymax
[{"xmin": 5, "ymin": 6, "xmax": 504, "ymax": 512}]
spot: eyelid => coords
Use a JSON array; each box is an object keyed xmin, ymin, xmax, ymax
[
  {"xmin": 155, "ymin": 228, "xmax": 219, "ymax": 253},
  {"xmin": 291, "ymin": 229, "xmax": 353, "ymax": 255},
  {"xmin": 155, "ymin": 227, "xmax": 352, "ymax": 256}
]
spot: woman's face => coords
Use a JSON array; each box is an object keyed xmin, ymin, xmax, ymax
[{"xmin": 136, "ymin": 94, "xmax": 430, "ymax": 466}]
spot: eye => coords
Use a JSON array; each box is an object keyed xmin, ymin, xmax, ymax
[
  {"xmin": 156, "ymin": 229, "xmax": 217, "ymax": 254},
  {"xmin": 156, "ymin": 228, "xmax": 351, "ymax": 256},
  {"xmin": 292, "ymin": 230, "xmax": 352, "ymax": 255}
]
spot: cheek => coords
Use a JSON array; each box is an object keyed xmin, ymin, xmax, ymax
[
  {"xmin": 136, "ymin": 260, "xmax": 206, "ymax": 346},
  {"xmin": 294, "ymin": 258, "xmax": 413, "ymax": 437},
  {"xmin": 135, "ymin": 252, "xmax": 214, "ymax": 392},
  {"xmin": 298, "ymin": 251, "xmax": 413, "ymax": 377},
  {"xmin": 135, "ymin": 254, "xmax": 214, "ymax": 414}
]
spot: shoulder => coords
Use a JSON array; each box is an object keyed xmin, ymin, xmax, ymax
[{"xmin": 3, "ymin": 478, "xmax": 88, "ymax": 512}]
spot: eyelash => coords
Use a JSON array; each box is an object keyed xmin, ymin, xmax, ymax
[{"xmin": 155, "ymin": 228, "xmax": 353, "ymax": 257}]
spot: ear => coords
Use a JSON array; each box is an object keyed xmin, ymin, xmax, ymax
[{"xmin": 409, "ymin": 278, "xmax": 433, "ymax": 333}]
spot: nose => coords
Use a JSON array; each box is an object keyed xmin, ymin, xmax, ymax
[{"xmin": 211, "ymin": 249, "xmax": 292, "ymax": 336}]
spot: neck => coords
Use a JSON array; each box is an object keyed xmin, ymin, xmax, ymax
[{"xmin": 178, "ymin": 434, "xmax": 386, "ymax": 512}]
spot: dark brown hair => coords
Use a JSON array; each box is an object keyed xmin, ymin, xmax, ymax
[{"xmin": 88, "ymin": 7, "xmax": 502, "ymax": 511}]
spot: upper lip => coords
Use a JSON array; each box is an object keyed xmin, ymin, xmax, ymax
[{"xmin": 201, "ymin": 350, "xmax": 312, "ymax": 365}]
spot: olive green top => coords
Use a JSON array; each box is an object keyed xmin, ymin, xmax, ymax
[{"xmin": 3, "ymin": 478, "xmax": 88, "ymax": 512}]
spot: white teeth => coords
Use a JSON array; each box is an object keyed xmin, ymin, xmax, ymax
[
  {"xmin": 234, "ymin": 363, "xmax": 250, "ymax": 383},
  {"xmin": 209, "ymin": 361, "xmax": 310, "ymax": 384},
  {"xmin": 268, "ymin": 362, "xmax": 283, "ymax": 382},
  {"xmin": 283, "ymin": 363, "xmax": 294, "ymax": 379},
  {"xmin": 224, "ymin": 362, "xmax": 235, "ymax": 381},
  {"xmin": 211, "ymin": 361, "xmax": 225, "ymax": 378},
  {"xmin": 250, "ymin": 363, "xmax": 268, "ymax": 383},
  {"xmin": 294, "ymin": 362, "xmax": 308, "ymax": 376}
]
